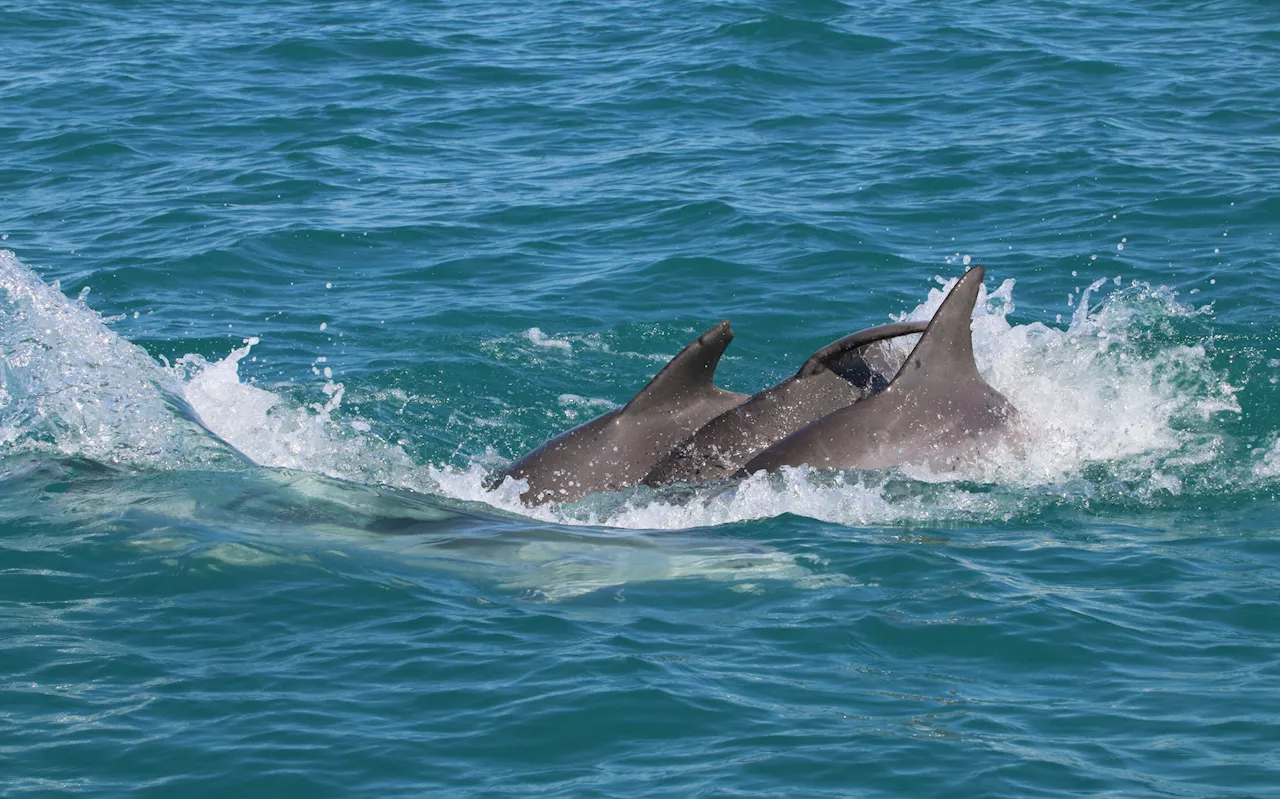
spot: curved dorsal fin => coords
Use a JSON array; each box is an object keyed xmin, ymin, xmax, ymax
[
  {"xmin": 796, "ymin": 321, "xmax": 929, "ymax": 379},
  {"xmin": 623, "ymin": 320, "xmax": 737, "ymax": 413},
  {"xmin": 888, "ymin": 265, "xmax": 986, "ymax": 392}
]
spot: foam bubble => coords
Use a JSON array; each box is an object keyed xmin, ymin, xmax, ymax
[
  {"xmin": 1254, "ymin": 438, "xmax": 1280, "ymax": 480},
  {"xmin": 525, "ymin": 327, "xmax": 572, "ymax": 352}
]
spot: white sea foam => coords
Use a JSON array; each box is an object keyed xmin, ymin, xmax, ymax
[
  {"xmin": 482, "ymin": 327, "xmax": 681, "ymax": 365},
  {"xmin": 556, "ymin": 393, "xmax": 617, "ymax": 421},
  {"xmin": 172, "ymin": 339, "xmax": 435, "ymax": 491},
  {"xmin": 876, "ymin": 273, "xmax": 1237, "ymax": 489},
  {"xmin": 432, "ymin": 460, "xmax": 1018, "ymax": 531},
  {"xmin": 0, "ymin": 250, "xmax": 433, "ymax": 490},
  {"xmin": 1255, "ymin": 437, "xmax": 1280, "ymax": 480},
  {"xmin": 524, "ymin": 327, "xmax": 573, "ymax": 352},
  {"xmin": 0, "ymin": 250, "xmax": 231, "ymax": 468}
]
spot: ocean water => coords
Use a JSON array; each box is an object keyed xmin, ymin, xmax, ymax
[{"xmin": 3, "ymin": 0, "xmax": 1279, "ymax": 795}]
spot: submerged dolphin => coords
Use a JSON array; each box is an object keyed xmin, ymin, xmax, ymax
[
  {"xmin": 487, "ymin": 321, "xmax": 749, "ymax": 504},
  {"xmin": 642, "ymin": 320, "xmax": 928, "ymax": 486},
  {"xmin": 741, "ymin": 265, "xmax": 1019, "ymax": 476}
]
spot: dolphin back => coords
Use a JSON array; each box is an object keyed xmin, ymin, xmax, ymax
[
  {"xmin": 488, "ymin": 321, "xmax": 748, "ymax": 504},
  {"xmin": 742, "ymin": 265, "xmax": 1019, "ymax": 475},
  {"xmin": 643, "ymin": 321, "xmax": 929, "ymax": 486}
]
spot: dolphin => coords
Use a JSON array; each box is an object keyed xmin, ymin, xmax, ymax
[
  {"xmin": 642, "ymin": 320, "xmax": 928, "ymax": 486},
  {"xmin": 487, "ymin": 321, "xmax": 749, "ymax": 504},
  {"xmin": 739, "ymin": 265, "xmax": 1019, "ymax": 476}
]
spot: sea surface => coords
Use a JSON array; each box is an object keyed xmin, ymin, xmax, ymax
[{"xmin": 3, "ymin": 1, "xmax": 1279, "ymax": 796}]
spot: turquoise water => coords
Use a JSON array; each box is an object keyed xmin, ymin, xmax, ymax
[{"xmin": 3, "ymin": 0, "xmax": 1280, "ymax": 795}]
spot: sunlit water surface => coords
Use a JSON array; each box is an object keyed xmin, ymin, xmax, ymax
[{"xmin": 3, "ymin": 1, "xmax": 1279, "ymax": 796}]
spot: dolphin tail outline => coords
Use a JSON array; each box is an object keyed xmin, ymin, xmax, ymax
[{"xmin": 795, "ymin": 320, "xmax": 930, "ymax": 380}]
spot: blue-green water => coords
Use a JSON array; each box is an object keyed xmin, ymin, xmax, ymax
[{"xmin": 3, "ymin": 1, "xmax": 1279, "ymax": 795}]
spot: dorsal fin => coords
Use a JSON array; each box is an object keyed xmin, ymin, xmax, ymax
[
  {"xmin": 796, "ymin": 321, "xmax": 929, "ymax": 379},
  {"xmin": 888, "ymin": 265, "xmax": 986, "ymax": 392},
  {"xmin": 623, "ymin": 320, "xmax": 736, "ymax": 413}
]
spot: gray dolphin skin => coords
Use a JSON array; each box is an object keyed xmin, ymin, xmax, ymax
[
  {"xmin": 740, "ymin": 265, "xmax": 1019, "ymax": 476},
  {"xmin": 488, "ymin": 321, "xmax": 749, "ymax": 504},
  {"xmin": 642, "ymin": 320, "xmax": 928, "ymax": 486}
]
